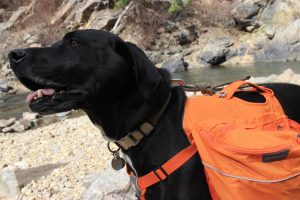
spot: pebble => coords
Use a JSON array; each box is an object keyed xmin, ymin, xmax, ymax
[
  {"xmin": 0, "ymin": 118, "xmax": 16, "ymax": 128},
  {"xmin": 18, "ymin": 119, "xmax": 32, "ymax": 130},
  {"xmin": 2, "ymin": 126, "xmax": 13, "ymax": 133},
  {"xmin": 11, "ymin": 122, "xmax": 25, "ymax": 132},
  {"xmin": 22, "ymin": 112, "xmax": 39, "ymax": 121}
]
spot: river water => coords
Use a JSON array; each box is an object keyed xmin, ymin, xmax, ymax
[{"xmin": 0, "ymin": 62, "xmax": 300, "ymax": 120}]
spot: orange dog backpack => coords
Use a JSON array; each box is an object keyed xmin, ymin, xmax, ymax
[{"xmin": 183, "ymin": 80, "xmax": 300, "ymax": 200}]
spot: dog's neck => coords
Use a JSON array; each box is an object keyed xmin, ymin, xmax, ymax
[{"xmin": 84, "ymin": 69, "xmax": 171, "ymax": 141}]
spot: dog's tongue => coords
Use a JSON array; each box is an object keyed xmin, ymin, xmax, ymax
[{"xmin": 26, "ymin": 89, "xmax": 56, "ymax": 104}]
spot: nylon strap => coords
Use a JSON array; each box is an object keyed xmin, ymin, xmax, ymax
[{"xmin": 137, "ymin": 143, "xmax": 197, "ymax": 191}]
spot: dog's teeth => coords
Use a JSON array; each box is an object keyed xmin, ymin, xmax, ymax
[
  {"xmin": 37, "ymin": 90, "xmax": 43, "ymax": 98},
  {"xmin": 34, "ymin": 96, "xmax": 38, "ymax": 100}
]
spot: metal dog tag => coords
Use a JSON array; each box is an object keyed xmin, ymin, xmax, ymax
[{"xmin": 111, "ymin": 156, "xmax": 125, "ymax": 171}]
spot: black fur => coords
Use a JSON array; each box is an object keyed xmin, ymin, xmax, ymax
[{"xmin": 8, "ymin": 29, "xmax": 300, "ymax": 200}]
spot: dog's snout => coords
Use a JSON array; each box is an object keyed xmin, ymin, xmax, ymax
[{"xmin": 9, "ymin": 49, "xmax": 27, "ymax": 64}]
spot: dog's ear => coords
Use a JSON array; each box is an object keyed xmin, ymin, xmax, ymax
[{"xmin": 114, "ymin": 40, "xmax": 162, "ymax": 100}]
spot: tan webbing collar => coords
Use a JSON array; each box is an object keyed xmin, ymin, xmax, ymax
[{"xmin": 115, "ymin": 93, "xmax": 171, "ymax": 150}]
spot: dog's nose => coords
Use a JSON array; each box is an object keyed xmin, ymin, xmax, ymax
[{"xmin": 9, "ymin": 49, "xmax": 27, "ymax": 64}]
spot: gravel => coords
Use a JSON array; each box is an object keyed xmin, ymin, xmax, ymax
[{"xmin": 0, "ymin": 115, "xmax": 117, "ymax": 199}]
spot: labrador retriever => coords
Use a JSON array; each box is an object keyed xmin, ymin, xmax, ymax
[{"xmin": 8, "ymin": 29, "xmax": 300, "ymax": 200}]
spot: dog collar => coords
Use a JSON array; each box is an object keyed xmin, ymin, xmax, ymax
[{"xmin": 115, "ymin": 93, "xmax": 171, "ymax": 150}]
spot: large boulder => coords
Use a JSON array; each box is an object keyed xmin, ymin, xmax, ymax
[{"xmin": 199, "ymin": 37, "xmax": 237, "ymax": 66}]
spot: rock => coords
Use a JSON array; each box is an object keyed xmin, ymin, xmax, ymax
[
  {"xmin": 231, "ymin": 0, "xmax": 266, "ymax": 31},
  {"xmin": 0, "ymin": 167, "xmax": 19, "ymax": 198},
  {"xmin": 161, "ymin": 55, "xmax": 187, "ymax": 73},
  {"xmin": 74, "ymin": 0, "xmax": 101, "ymax": 24},
  {"xmin": 289, "ymin": 43, "xmax": 300, "ymax": 61},
  {"xmin": 0, "ymin": 118, "xmax": 16, "ymax": 128},
  {"xmin": 200, "ymin": 50, "xmax": 227, "ymax": 66},
  {"xmin": 176, "ymin": 27, "xmax": 198, "ymax": 46},
  {"xmin": 15, "ymin": 164, "xmax": 66, "ymax": 188},
  {"xmin": 26, "ymin": 36, "xmax": 39, "ymax": 44},
  {"xmin": 0, "ymin": 8, "xmax": 4, "ymax": 23},
  {"xmin": 56, "ymin": 111, "xmax": 71, "ymax": 117},
  {"xmin": 82, "ymin": 166, "xmax": 135, "ymax": 200},
  {"xmin": 83, "ymin": 9, "xmax": 118, "ymax": 31},
  {"xmin": 246, "ymin": 25, "xmax": 256, "ymax": 32},
  {"xmin": 1, "ymin": 127, "xmax": 13, "ymax": 133},
  {"xmin": 198, "ymin": 37, "xmax": 237, "ymax": 66},
  {"xmin": 11, "ymin": 122, "xmax": 25, "ymax": 132},
  {"xmin": 214, "ymin": 37, "xmax": 234, "ymax": 48},
  {"xmin": 29, "ymin": 43, "xmax": 42, "ymax": 48},
  {"xmin": 264, "ymin": 26, "xmax": 275, "ymax": 40},
  {"xmin": 255, "ymin": 43, "xmax": 290, "ymax": 62},
  {"xmin": 275, "ymin": 19, "xmax": 300, "ymax": 45},
  {"xmin": 255, "ymin": 19, "xmax": 300, "ymax": 62},
  {"xmin": 146, "ymin": 51, "xmax": 163, "ymax": 64},
  {"xmin": 249, "ymin": 74, "xmax": 278, "ymax": 84},
  {"xmin": 200, "ymin": 48, "xmax": 237, "ymax": 66},
  {"xmin": 290, "ymin": 74, "xmax": 300, "ymax": 85},
  {"xmin": 22, "ymin": 112, "xmax": 39, "ymax": 121},
  {"xmin": 1, "ymin": 62, "xmax": 12, "ymax": 77},
  {"xmin": 2, "ymin": 118, "xmax": 32, "ymax": 133},
  {"xmin": 278, "ymin": 68, "xmax": 295, "ymax": 82},
  {"xmin": 7, "ymin": 89, "xmax": 18, "ymax": 94},
  {"xmin": 249, "ymin": 69, "xmax": 300, "ymax": 85},
  {"xmin": 0, "ymin": 6, "xmax": 31, "ymax": 32},
  {"xmin": 51, "ymin": 0, "xmax": 78, "ymax": 25},
  {"xmin": 231, "ymin": 1, "xmax": 261, "ymax": 22},
  {"xmin": 0, "ymin": 164, "xmax": 65, "ymax": 198},
  {"xmin": 0, "ymin": 82, "xmax": 8, "ymax": 92}
]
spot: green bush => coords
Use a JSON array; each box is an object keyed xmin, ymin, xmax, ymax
[
  {"xmin": 168, "ymin": 0, "xmax": 183, "ymax": 13},
  {"xmin": 115, "ymin": 0, "xmax": 130, "ymax": 8}
]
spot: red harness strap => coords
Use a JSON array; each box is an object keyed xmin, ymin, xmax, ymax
[{"xmin": 132, "ymin": 143, "xmax": 197, "ymax": 200}]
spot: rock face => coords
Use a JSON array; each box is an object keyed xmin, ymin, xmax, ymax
[
  {"xmin": 231, "ymin": 0, "xmax": 267, "ymax": 31},
  {"xmin": 254, "ymin": 19, "xmax": 300, "ymax": 62}
]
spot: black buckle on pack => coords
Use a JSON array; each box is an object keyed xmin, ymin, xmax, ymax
[{"xmin": 153, "ymin": 166, "xmax": 169, "ymax": 181}]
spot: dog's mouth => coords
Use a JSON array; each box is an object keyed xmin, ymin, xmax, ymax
[{"xmin": 19, "ymin": 76, "xmax": 87, "ymax": 115}]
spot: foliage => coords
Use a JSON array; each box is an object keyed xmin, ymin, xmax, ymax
[
  {"xmin": 115, "ymin": 0, "xmax": 130, "ymax": 8},
  {"xmin": 168, "ymin": 0, "xmax": 183, "ymax": 13}
]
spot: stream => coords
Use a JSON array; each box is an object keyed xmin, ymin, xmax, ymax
[{"xmin": 1, "ymin": 61, "xmax": 300, "ymax": 120}]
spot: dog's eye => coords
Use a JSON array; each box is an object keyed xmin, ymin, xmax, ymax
[{"xmin": 70, "ymin": 40, "xmax": 80, "ymax": 48}]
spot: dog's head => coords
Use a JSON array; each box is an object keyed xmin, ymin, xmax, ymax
[{"xmin": 8, "ymin": 30, "xmax": 169, "ymax": 115}]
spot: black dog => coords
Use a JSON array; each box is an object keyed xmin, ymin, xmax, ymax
[{"xmin": 8, "ymin": 29, "xmax": 300, "ymax": 200}]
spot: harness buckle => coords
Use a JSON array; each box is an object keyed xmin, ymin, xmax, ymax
[
  {"xmin": 153, "ymin": 166, "xmax": 169, "ymax": 181},
  {"xmin": 216, "ymin": 91, "xmax": 227, "ymax": 98}
]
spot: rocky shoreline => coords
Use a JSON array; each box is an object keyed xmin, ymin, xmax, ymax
[{"xmin": 0, "ymin": 115, "xmax": 135, "ymax": 200}]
